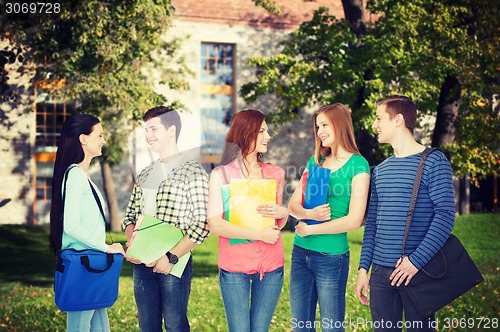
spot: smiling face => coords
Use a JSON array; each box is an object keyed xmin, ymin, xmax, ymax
[
  {"xmin": 144, "ymin": 116, "xmax": 175, "ymax": 154},
  {"xmin": 315, "ymin": 112, "xmax": 335, "ymax": 148},
  {"xmin": 372, "ymin": 104, "xmax": 397, "ymax": 144},
  {"xmin": 254, "ymin": 120, "xmax": 270, "ymax": 154},
  {"xmin": 82, "ymin": 123, "xmax": 106, "ymax": 158}
]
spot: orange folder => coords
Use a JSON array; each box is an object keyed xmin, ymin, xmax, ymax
[{"xmin": 229, "ymin": 178, "xmax": 276, "ymax": 230}]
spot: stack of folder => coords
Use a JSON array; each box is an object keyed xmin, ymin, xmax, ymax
[{"xmin": 221, "ymin": 178, "xmax": 277, "ymax": 245}]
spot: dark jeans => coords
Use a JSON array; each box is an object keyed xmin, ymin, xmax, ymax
[
  {"xmin": 290, "ymin": 245, "xmax": 350, "ymax": 332},
  {"xmin": 133, "ymin": 258, "xmax": 192, "ymax": 332},
  {"xmin": 370, "ymin": 264, "xmax": 435, "ymax": 332}
]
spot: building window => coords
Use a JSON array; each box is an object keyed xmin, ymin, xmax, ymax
[
  {"xmin": 34, "ymin": 87, "xmax": 73, "ymax": 223},
  {"xmin": 200, "ymin": 43, "xmax": 235, "ymax": 165},
  {"xmin": 36, "ymin": 101, "xmax": 69, "ymax": 153}
]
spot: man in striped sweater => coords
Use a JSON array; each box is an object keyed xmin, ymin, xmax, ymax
[{"xmin": 355, "ymin": 95, "xmax": 455, "ymax": 331}]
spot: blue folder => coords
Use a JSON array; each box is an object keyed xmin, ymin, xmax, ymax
[{"xmin": 302, "ymin": 165, "xmax": 331, "ymax": 225}]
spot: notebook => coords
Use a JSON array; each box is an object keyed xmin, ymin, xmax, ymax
[{"xmin": 125, "ymin": 215, "xmax": 190, "ymax": 278}]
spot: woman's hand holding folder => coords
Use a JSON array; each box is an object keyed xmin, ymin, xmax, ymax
[
  {"xmin": 256, "ymin": 203, "xmax": 288, "ymax": 220},
  {"xmin": 306, "ymin": 204, "xmax": 331, "ymax": 222},
  {"xmin": 295, "ymin": 204, "xmax": 331, "ymax": 237}
]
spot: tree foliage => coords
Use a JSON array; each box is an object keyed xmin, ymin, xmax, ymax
[
  {"xmin": 241, "ymin": 0, "xmax": 499, "ymax": 180},
  {"xmin": 251, "ymin": 0, "xmax": 281, "ymax": 14},
  {"xmin": 1, "ymin": 0, "xmax": 191, "ymax": 228},
  {"xmin": 1, "ymin": 0, "xmax": 190, "ymax": 166}
]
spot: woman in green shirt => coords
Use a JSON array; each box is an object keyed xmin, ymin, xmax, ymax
[{"xmin": 288, "ymin": 104, "xmax": 370, "ymax": 332}]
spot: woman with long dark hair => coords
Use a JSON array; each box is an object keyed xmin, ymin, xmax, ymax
[
  {"xmin": 207, "ymin": 109, "xmax": 289, "ymax": 332},
  {"xmin": 49, "ymin": 114, "xmax": 124, "ymax": 331}
]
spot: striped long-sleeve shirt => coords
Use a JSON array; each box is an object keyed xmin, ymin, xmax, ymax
[{"xmin": 358, "ymin": 149, "xmax": 455, "ymax": 271}]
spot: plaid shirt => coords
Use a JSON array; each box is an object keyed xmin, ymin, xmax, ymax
[{"xmin": 123, "ymin": 158, "xmax": 210, "ymax": 244}]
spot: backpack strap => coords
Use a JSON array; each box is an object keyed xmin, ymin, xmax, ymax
[
  {"xmin": 221, "ymin": 166, "xmax": 230, "ymax": 185},
  {"xmin": 89, "ymin": 180, "xmax": 109, "ymax": 231}
]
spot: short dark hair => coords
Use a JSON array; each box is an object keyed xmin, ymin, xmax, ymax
[
  {"xmin": 376, "ymin": 95, "xmax": 417, "ymax": 133},
  {"xmin": 143, "ymin": 106, "xmax": 182, "ymax": 141}
]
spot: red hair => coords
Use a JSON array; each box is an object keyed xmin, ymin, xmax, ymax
[{"xmin": 221, "ymin": 109, "xmax": 266, "ymax": 165}]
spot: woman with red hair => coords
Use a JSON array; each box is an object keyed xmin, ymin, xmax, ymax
[{"xmin": 207, "ymin": 109, "xmax": 289, "ymax": 332}]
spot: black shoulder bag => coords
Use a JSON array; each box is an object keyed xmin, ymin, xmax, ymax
[{"xmin": 399, "ymin": 148, "xmax": 483, "ymax": 317}]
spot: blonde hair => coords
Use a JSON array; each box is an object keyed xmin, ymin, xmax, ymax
[{"xmin": 313, "ymin": 103, "xmax": 360, "ymax": 164}]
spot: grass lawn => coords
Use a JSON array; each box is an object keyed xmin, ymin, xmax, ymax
[{"xmin": 0, "ymin": 213, "xmax": 498, "ymax": 331}]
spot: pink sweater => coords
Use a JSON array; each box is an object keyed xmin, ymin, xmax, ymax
[{"xmin": 215, "ymin": 161, "xmax": 285, "ymax": 278}]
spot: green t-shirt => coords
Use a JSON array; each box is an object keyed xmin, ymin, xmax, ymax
[{"xmin": 293, "ymin": 154, "xmax": 370, "ymax": 254}]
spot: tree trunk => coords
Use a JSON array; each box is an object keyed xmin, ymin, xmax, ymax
[
  {"xmin": 101, "ymin": 162, "xmax": 122, "ymax": 232},
  {"xmin": 431, "ymin": 76, "xmax": 461, "ymax": 147},
  {"xmin": 341, "ymin": 0, "xmax": 367, "ymax": 37},
  {"xmin": 340, "ymin": 0, "xmax": 379, "ymax": 164},
  {"xmin": 459, "ymin": 174, "xmax": 471, "ymax": 215},
  {"xmin": 431, "ymin": 76, "xmax": 470, "ymax": 214}
]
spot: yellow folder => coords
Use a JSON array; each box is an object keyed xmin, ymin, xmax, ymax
[
  {"xmin": 229, "ymin": 178, "xmax": 277, "ymax": 230},
  {"xmin": 125, "ymin": 215, "xmax": 190, "ymax": 278}
]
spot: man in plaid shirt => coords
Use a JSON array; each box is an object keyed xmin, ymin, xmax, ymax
[{"xmin": 123, "ymin": 106, "xmax": 209, "ymax": 332}]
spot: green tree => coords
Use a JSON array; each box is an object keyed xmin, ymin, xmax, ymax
[
  {"xmin": 241, "ymin": 0, "xmax": 500, "ymax": 182},
  {"xmin": 1, "ymin": 0, "xmax": 282, "ymax": 226},
  {"xmin": 366, "ymin": 0, "xmax": 499, "ymax": 182},
  {"xmin": 1, "ymin": 0, "xmax": 190, "ymax": 229},
  {"xmin": 251, "ymin": 0, "xmax": 281, "ymax": 14}
]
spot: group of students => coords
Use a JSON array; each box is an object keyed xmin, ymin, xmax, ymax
[{"xmin": 49, "ymin": 94, "xmax": 455, "ymax": 332}]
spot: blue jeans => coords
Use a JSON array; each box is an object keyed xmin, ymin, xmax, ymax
[
  {"xmin": 219, "ymin": 266, "xmax": 284, "ymax": 332},
  {"xmin": 133, "ymin": 258, "xmax": 192, "ymax": 332},
  {"xmin": 290, "ymin": 245, "xmax": 349, "ymax": 332},
  {"xmin": 369, "ymin": 264, "xmax": 435, "ymax": 332},
  {"xmin": 67, "ymin": 309, "xmax": 110, "ymax": 332}
]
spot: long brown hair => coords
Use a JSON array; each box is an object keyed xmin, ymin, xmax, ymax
[
  {"xmin": 220, "ymin": 109, "xmax": 266, "ymax": 166},
  {"xmin": 313, "ymin": 103, "xmax": 360, "ymax": 164}
]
